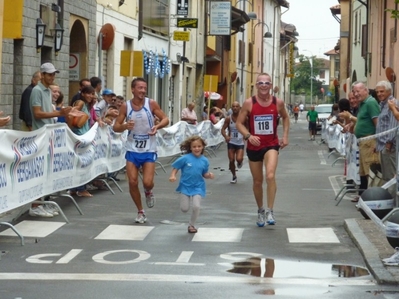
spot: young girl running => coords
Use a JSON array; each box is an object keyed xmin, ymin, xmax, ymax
[{"xmin": 169, "ymin": 136, "xmax": 214, "ymax": 233}]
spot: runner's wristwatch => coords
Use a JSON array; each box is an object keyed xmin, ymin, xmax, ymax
[{"xmin": 244, "ymin": 133, "xmax": 251, "ymax": 140}]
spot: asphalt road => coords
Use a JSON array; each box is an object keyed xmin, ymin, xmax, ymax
[{"xmin": 0, "ymin": 112, "xmax": 398, "ymax": 298}]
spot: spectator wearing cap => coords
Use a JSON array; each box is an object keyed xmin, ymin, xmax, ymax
[
  {"xmin": 30, "ymin": 63, "xmax": 72, "ymax": 130},
  {"xmin": 28, "ymin": 62, "xmax": 72, "ymax": 218},
  {"xmin": 94, "ymin": 88, "xmax": 115, "ymax": 118}
]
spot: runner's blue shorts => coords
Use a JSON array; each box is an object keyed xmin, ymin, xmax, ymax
[{"xmin": 125, "ymin": 151, "xmax": 157, "ymax": 168}]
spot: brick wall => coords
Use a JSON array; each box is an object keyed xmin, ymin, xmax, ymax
[{"xmin": 0, "ymin": 0, "xmax": 96, "ymax": 130}]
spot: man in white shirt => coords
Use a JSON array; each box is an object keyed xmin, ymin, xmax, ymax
[
  {"xmin": 181, "ymin": 102, "xmax": 197, "ymax": 125},
  {"xmin": 299, "ymin": 103, "xmax": 304, "ymax": 114}
]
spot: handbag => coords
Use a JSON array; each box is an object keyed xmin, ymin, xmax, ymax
[{"xmin": 67, "ymin": 108, "xmax": 89, "ymax": 128}]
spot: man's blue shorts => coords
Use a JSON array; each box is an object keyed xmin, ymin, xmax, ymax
[{"xmin": 125, "ymin": 151, "xmax": 157, "ymax": 168}]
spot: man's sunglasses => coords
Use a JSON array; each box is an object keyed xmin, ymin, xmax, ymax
[{"xmin": 256, "ymin": 81, "xmax": 272, "ymax": 86}]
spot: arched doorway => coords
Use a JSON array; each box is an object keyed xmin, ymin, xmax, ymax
[{"xmin": 69, "ymin": 19, "xmax": 88, "ymax": 103}]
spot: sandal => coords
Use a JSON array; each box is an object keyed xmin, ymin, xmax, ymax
[
  {"xmin": 76, "ymin": 190, "xmax": 93, "ymax": 197},
  {"xmin": 188, "ymin": 225, "xmax": 197, "ymax": 233}
]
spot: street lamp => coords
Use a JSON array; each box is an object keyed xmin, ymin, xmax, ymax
[
  {"xmin": 303, "ymin": 49, "xmax": 314, "ymax": 106},
  {"xmin": 253, "ymin": 21, "xmax": 273, "ymax": 39},
  {"xmin": 53, "ymin": 23, "xmax": 64, "ymax": 55},
  {"xmin": 234, "ymin": 0, "xmax": 257, "ymax": 93},
  {"xmin": 36, "ymin": 18, "xmax": 46, "ymax": 53},
  {"xmin": 251, "ymin": 21, "xmax": 273, "ymax": 84}
]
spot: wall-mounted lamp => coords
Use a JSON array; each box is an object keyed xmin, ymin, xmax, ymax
[
  {"xmin": 176, "ymin": 52, "xmax": 189, "ymax": 63},
  {"xmin": 247, "ymin": 12, "xmax": 257, "ymax": 20},
  {"xmin": 234, "ymin": 0, "xmax": 257, "ymax": 19},
  {"xmin": 253, "ymin": 21, "xmax": 273, "ymax": 40},
  {"xmin": 36, "ymin": 18, "xmax": 46, "ymax": 53},
  {"xmin": 53, "ymin": 23, "xmax": 64, "ymax": 55}
]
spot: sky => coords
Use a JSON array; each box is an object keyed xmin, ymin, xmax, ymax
[{"xmin": 282, "ymin": 0, "xmax": 340, "ymax": 58}]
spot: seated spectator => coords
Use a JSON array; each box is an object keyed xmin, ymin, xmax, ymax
[{"xmin": 181, "ymin": 102, "xmax": 197, "ymax": 125}]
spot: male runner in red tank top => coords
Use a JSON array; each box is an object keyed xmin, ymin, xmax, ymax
[{"xmin": 236, "ymin": 73, "xmax": 290, "ymax": 227}]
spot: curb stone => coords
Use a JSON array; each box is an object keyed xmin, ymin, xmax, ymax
[{"xmin": 344, "ymin": 218, "xmax": 398, "ymax": 285}]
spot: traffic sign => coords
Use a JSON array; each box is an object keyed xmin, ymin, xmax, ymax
[
  {"xmin": 177, "ymin": 18, "xmax": 198, "ymax": 28},
  {"xmin": 177, "ymin": 0, "xmax": 188, "ymax": 16},
  {"xmin": 173, "ymin": 31, "xmax": 190, "ymax": 41}
]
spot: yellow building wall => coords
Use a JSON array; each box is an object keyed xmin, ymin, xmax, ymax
[
  {"xmin": 96, "ymin": 0, "xmax": 137, "ymax": 19},
  {"xmin": 339, "ymin": 0, "xmax": 350, "ymax": 98},
  {"xmin": 2, "ymin": 0, "xmax": 23, "ymax": 39},
  {"xmin": 0, "ymin": 0, "xmax": 4, "ymax": 90}
]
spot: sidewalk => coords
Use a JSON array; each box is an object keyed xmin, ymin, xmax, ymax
[{"xmin": 345, "ymin": 218, "xmax": 399, "ymax": 285}]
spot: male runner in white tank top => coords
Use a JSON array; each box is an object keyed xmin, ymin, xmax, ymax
[
  {"xmin": 221, "ymin": 101, "xmax": 245, "ymax": 184},
  {"xmin": 113, "ymin": 78, "xmax": 169, "ymax": 223}
]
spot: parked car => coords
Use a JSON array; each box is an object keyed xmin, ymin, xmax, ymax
[{"xmin": 315, "ymin": 104, "xmax": 333, "ymax": 132}]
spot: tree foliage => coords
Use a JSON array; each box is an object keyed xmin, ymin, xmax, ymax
[
  {"xmin": 290, "ymin": 55, "xmax": 325, "ymax": 98},
  {"xmin": 386, "ymin": 0, "xmax": 399, "ymax": 19}
]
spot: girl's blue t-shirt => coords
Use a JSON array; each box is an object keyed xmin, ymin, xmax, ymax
[{"xmin": 172, "ymin": 153, "xmax": 209, "ymax": 197}]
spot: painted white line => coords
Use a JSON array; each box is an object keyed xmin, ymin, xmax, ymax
[
  {"xmin": 192, "ymin": 228, "xmax": 244, "ymax": 242},
  {"xmin": 154, "ymin": 251, "xmax": 205, "ymax": 266},
  {"xmin": 0, "ymin": 220, "xmax": 65, "ymax": 238},
  {"xmin": 56, "ymin": 249, "xmax": 83, "ymax": 264},
  {"xmin": 318, "ymin": 150, "xmax": 327, "ymax": 165},
  {"xmin": 287, "ymin": 228, "xmax": 340, "ymax": 243},
  {"xmin": 329, "ymin": 175, "xmax": 341, "ymax": 196},
  {"xmin": 95, "ymin": 225, "xmax": 154, "ymax": 241},
  {"xmin": 0, "ymin": 272, "xmax": 376, "ymax": 286},
  {"xmin": 176, "ymin": 251, "xmax": 194, "ymax": 263},
  {"xmin": 302, "ymin": 188, "xmax": 334, "ymax": 191},
  {"xmin": 154, "ymin": 262, "xmax": 205, "ymax": 266}
]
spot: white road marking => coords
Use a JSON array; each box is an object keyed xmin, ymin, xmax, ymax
[
  {"xmin": 318, "ymin": 150, "xmax": 327, "ymax": 165},
  {"xmin": 175, "ymin": 251, "xmax": 194, "ymax": 263},
  {"xmin": 94, "ymin": 225, "xmax": 154, "ymax": 241},
  {"xmin": 56, "ymin": 249, "xmax": 83, "ymax": 264},
  {"xmin": 92, "ymin": 249, "xmax": 150, "ymax": 264},
  {"xmin": 287, "ymin": 228, "xmax": 340, "ymax": 243},
  {"xmin": 155, "ymin": 251, "xmax": 206, "ymax": 266},
  {"xmin": 0, "ymin": 272, "xmax": 376, "ymax": 286},
  {"xmin": 192, "ymin": 228, "xmax": 244, "ymax": 242},
  {"xmin": 329, "ymin": 175, "xmax": 342, "ymax": 196},
  {"xmin": 0, "ymin": 220, "xmax": 65, "ymax": 238}
]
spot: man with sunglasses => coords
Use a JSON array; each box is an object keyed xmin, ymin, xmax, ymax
[{"xmin": 236, "ymin": 73, "xmax": 290, "ymax": 227}]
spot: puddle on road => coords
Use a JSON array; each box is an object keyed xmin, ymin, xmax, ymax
[
  {"xmin": 228, "ymin": 257, "xmax": 370, "ymax": 279},
  {"xmin": 228, "ymin": 257, "xmax": 371, "ymax": 296}
]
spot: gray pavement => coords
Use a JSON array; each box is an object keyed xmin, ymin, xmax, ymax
[{"xmin": 0, "ymin": 113, "xmax": 399, "ymax": 297}]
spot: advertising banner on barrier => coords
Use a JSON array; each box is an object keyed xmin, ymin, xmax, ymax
[
  {"xmin": 0, "ymin": 120, "xmax": 224, "ymax": 215},
  {"xmin": 0, "ymin": 123, "xmax": 127, "ymax": 215},
  {"xmin": 322, "ymin": 121, "xmax": 360, "ymax": 185}
]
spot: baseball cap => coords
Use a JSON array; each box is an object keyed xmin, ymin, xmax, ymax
[
  {"xmin": 40, "ymin": 62, "xmax": 60, "ymax": 74},
  {"xmin": 102, "ymin": 89, "xmax": 116, "ymax": 96}
]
